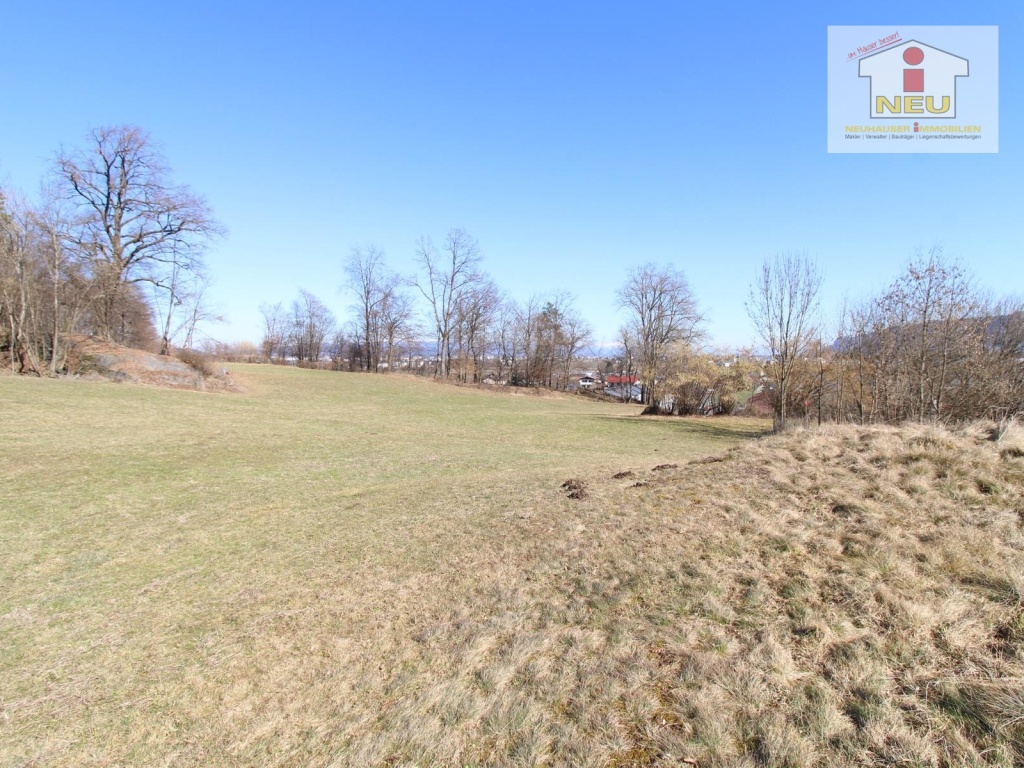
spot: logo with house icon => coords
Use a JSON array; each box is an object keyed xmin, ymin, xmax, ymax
[{"xmin": 859, "ymin": 40, "xmax": 969, "ymax": 118}]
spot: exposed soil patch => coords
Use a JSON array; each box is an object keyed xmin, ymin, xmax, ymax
[{"xmin": 561, "ymin": 478, "xmax": 588, "ymax": 499}]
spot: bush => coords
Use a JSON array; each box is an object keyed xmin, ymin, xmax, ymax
[{"xmin": 174, "ymin": 348, "xmax": 213, "ymax": 377}]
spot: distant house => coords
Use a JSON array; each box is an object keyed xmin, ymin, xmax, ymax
[
  {"xmin": 578, "ymin": 375, "xmax": 597, "ymax": 390},
  {"xmin": 605, "ymin": 374, "xmax": 639, "ymax": 386}
]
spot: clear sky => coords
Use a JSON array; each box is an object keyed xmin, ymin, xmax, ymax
[{"xmin": 1, "ymin": 1, "xmax": 1020, "ymax": 352}]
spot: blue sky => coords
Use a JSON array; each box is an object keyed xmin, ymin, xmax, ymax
[{"xmin": 1, "ymin": 1, "xmax": 1020, "ymax": 352}]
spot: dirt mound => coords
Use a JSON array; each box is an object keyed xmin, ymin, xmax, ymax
[
  {"xmin": 65, "ymin": 335, "xmax": 208, "ymax": 389},
  {"xmin": 561, "ymin": 478, "xmax": 588, "ymax": 499}
]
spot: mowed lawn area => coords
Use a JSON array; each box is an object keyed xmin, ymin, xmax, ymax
[{"xmin": 0, "ymin": 366, "xmax": 766, "ymax": 766}]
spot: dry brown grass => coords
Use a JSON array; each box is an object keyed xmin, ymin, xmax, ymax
[
  {"xmin": 396, "ymin": 421, "xmax": 1024, "ymax": 768},
  {"xmin": 314, "ymin": 422, "xmax": 1023, "ymax": 767},
  {"xmin": 2, "ymin": 367, "xmax": 1022, "ymax": 766}
]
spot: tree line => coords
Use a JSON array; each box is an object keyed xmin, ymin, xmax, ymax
[
  {"xmin": 0, "ymin": 126, "xmax": 221, "ymax": 374},
  {"xmin": 258, "ymin": 227, "xmax": 604, "ymax": 389},
  {"xmin": 218, "ymin": 209, "xmax": 1024, "ymax": 429},
  {"xmin": 4, "ymin": 127, "xmax": 1021, "ymax": 428},
  {"xmin": 746, "ymin": 249, "xmax": 1024, "ymax": 430},
  {"xmin": 255, "ymin": 226, "xmax": 718, "ymax": 404}
]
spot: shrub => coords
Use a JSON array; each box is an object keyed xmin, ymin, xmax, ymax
[{"xmin": 174, "ymin": 348, "xmax": 213, "ymax": 377}]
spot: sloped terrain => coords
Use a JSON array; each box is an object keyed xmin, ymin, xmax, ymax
[
  {"xmin": 560, "ymin": 423, "xmax": 1024, "ymax": 766},
  {"xmin": 1, "ymin": 365, "xmax": 1021, "ymax": 766},
  {"xmin": 323, "ymin": 422, "xmax": 1024, "ymax": 767}
]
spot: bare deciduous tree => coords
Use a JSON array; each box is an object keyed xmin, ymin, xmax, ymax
[
  {"xmin": 827, "ymin": 250, "xmax": 1022, "ymax": 425},
  {"xmin": 614, "ymin": 325, "xmax": 641, "ymax": 402},
  {"xmin": 981, "ymin": 296, "xmax": 1024, "ymax": 418},
  {"xmin": 875, "ymin": 248, "xmax": 977, "ymax": 422},
  {"xmin": 55, "ymin": 126, "xmax": 222, "ymax": 344},
  {"xmin": 32, "ymin": 191, "xmax": 91, "ymax": 373},
  {"xmin": 151, "ymin": 243, "xmax": 220, "ymax": 354},
  {"xmin": 344, "ymin": 245, "xmax": 416, "ymax": 373},
  {"xmin": 746, "ymin": 251, "xmax": 822, "ymax": 432},
  {"xmin": 0, "ymin": 195, "xmax": 38, "ymax": 373},
  {"xmin": 0, "ymin": 194, "xmax": 92, "ymax": 374},
  {"xmin": 288, "ymin": 290, "xmax": 335, "ymax": 365},
  {"xmin": 452, "ymin": 277, "xmax": 501, "ymax": 383},
  {"xmin": 495, "ymin": 299, "xmax": 522, "ymax": 384},
  {"xmin": 414, "ymin": 228, "xmax": 483, "ymax": 378},
  {"xmin": 344, "ymin": 245, "xmax": 389, "ymax": 372},
  {"xmin": 617, "ymin": 264, "xmax": 704, "ymax": 407},
  {"xmin": 379, "ymin": 289, "xmax": 416, "ymax": 372},
  {"xmin": 557, "ymin": 300, "xmax": 593, "ymax": 390},
  {"xmin": 259, "ymin": 301, "xmax": 286, "ymax": 362}
]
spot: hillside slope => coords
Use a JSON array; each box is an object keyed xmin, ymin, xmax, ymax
[
  {"xmin": 563, "ymin": 423, "xmax": 1024, "ymax": 766},
  {"xmin": 329, "ymin": 422, "xmax": 1024, "ymax": 767}
]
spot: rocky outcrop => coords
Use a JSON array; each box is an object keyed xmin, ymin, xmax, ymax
[{"xmin": 66, "ymin": 335, "xmax": 205, "ymax": 389}]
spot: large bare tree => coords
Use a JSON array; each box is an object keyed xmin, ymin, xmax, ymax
[
  {"xmin": 414, "ymin": 228, "xmax": 483, "ymax": 377},
  {"xmin": 746, "ymin": 251, "xmax": 822, "ymax": 432},
  {"xmin": 55, "ymin": 126, "xmax": 221, "ymax": 345},
  {"xmin": 343, "ymin": 245, "xmax": 411, "ymax": 372},
  {"xmin": 555, "ymin": 298, "xmax": 593, "ymax": 390},
  {"xmin": 617, "ymin": 263, "xmax": 704, "ymax": 407}
]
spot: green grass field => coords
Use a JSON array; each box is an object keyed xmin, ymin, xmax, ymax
[{"xmin": 0, "ymin": 366, "xmax": 767, "ymax": 766}]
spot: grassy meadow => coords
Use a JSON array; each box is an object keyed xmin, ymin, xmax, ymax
[
  {"xmin": 2, "ymin": 366, "xmax": 1023, "ymax": 766},
  {"xmin": 1, "ymin": 365, "xmax": 764, "ymax": 766}
]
